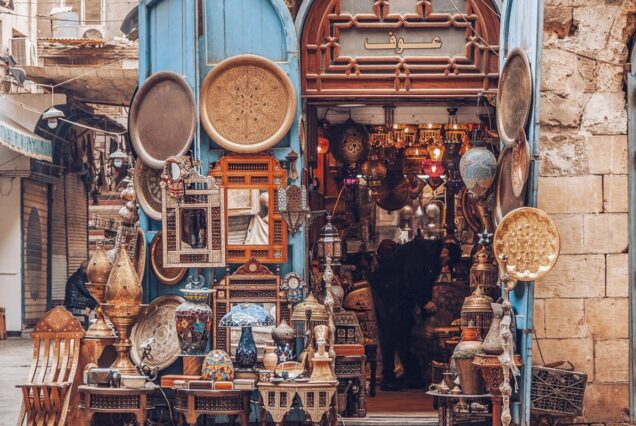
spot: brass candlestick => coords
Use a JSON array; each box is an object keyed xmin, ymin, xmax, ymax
[
  {"xmin": 86, "ymin": 242, "xmax": 115, "ymax": 338},
  {"xmin": 103, "ymin": 243, "xmax": 145, "ymax": 375}
]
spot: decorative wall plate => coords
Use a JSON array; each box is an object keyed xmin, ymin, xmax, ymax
[
  {"xmin": 493, "ymin": 207, "xmax": 560, "ymax": 282},
  {"xmin": 200, "ymin": 54, "xmax": 297, "ymax": 153},
  {"xmin": 134, "ymin": 161, "xmax": 163, "ymax": 221},
  {"xmin": 149, "ymin": 231, "xmax": 187, "ymax": 286},
  {"xmin": 372, "ymin": 170, "xmax": 410, "ymax": 212},
  {"xmin": 497, "ymin": 48, "xmax": 532, "ymax": 146},
  {"xmin": 511, "ymin": 128, "xmax": 530, "ymax": 198},
  {"xmin": 130, "ymin": 71, "xmax": 196, "ymax": 169},
  {"xmin": 130, "ymin": 295, "xmax": 185, "ymax": 371},
  {"xmin": 493, "ymin": 146, "xmax": 526, "ymax": 227}
]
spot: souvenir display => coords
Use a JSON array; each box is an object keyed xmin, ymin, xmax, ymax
[
  {"xmin": 162, "ymin": 157, "xmax": 226, "ymax": 268},
  {"xmin": 131, "ymin": 295, "xmax": 184, "ymax": 371},
  {"xmin": 134, "ymin": 161, "xmax": 163, "ymax": 221},
  {"xmin": 130, "ymin": 71, "xmax": 196, "ymax": 169},
  {"xmin": 175, "ymin": 275, "xmax": 214, "ymax": 356},
  {"xmin": 497, "ymin": 48, "xmax": 532, "ymax": 146},
  {"xmin": 149, "ymin": 232, "xmax": 187, "ymax": 286},
  {"xmin": 201, "ymin": 350, "xmax": 235, "ymax": 381},
  {"xmin": 511, "ymin": 127, "xmax": 531, "ymax": 198},
  {"xmin": 85, "ymin": 241, "xmax": 115, "ymax": 338},
  {"xmin": 200, "ymin": 54, "xmax": 296, "ymax": 153}
]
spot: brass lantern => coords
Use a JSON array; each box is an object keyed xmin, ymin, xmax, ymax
[
  {"xmin": 315, "ymin": 215, "xmax": 344, "ymax": 268},
  {"xmin": 360, "ymin": 150, "xmax": 387, "ymax": 190}
]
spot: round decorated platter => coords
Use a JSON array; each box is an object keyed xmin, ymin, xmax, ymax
[
  {"xmin": 493, "ymin": 146, "xmax": 526, "ymax": 227},
  {"xmin": 134, "ymin": 161, "xmax": 163, "ymax": 221},
  {"xmin": 511, "ymin": 127, "xmax": 530, "ymax": 198},
  {"xmin": 200, "ymin": 54, "xmax": 297, "ymax": 153},
  {"xmin": 497, "ymin": 48, "xmax": 532, "ymax": 146},
  {"xmin": 149, "ymin": 231, "xmax": 187, "ymax": 286}
]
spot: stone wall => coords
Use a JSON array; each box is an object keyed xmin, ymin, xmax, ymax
[{"xmin": 535, "ymin": 0, "xmax": 636, "ymax": 424}]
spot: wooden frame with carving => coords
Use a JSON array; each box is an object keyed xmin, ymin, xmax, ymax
[
  {"xmin": 300, "ymin": 0, "xmax": 500, "ymax": 99},
  {"xmin": 210, "ymin": 154, "xmax": 288, "ymax": 264},
  {"xmin": 211, "ymin": 259, "xmax": 290, "ymax": 358},
  {"xmin": 161, "ymin": 173, "xmax": 225, "ymax": 268}
]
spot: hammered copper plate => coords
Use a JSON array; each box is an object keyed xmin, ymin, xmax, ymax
[
  {"xmin": 131, "ymin": 295, "xmax": 185, "ymax": 371},
  {"xmin": 511, "ymin": 127, "xmax": 530, "ymax": 198},
  {"xmin": 130, "ymin": 71, "xmax": 196, "ymax": 169},
  {"xmin": 497, "ymin": 48, "xmax": 532, "ymax": 146},
  {"xmin": 200, "ymin": 54, "xmax": 297, "ymax": 153},
  {"xmin": 149, "ymin": 231, "xmax": 187, "ymax": 286},
  {"xmin": 134, "ymin": 161, "xmax": 163, "ymax": 221},
  {"xmin": 134, "ymin": 227, "xmax": 146, "ymax": 281},
  {"xmin": 493, "ymin": 146, "xmax": 526, "ymax": 227},
  {"xmin": 373, "ymin": 170, "xmax": 410, "ymax": 212},
  {"xmin": 493, "ymin": 207, "xmax": 560, "ymax": 282}
]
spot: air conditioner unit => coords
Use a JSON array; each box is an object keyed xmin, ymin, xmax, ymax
[
  {"xmin": 79, "ymin": 25, "xmax": 107, "ymax": 41},
  {"xmin": 9, "ymin": 38, "xmax": 35, "ymax": 66}
]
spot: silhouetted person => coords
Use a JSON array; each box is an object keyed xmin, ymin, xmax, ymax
[{"xmin": 64, "ymin": 260, "xmax": 97, "ymax": 312}]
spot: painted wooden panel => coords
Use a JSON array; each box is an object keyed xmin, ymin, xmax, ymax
[{"xmin": 500, "ymin": 1, "xmax": 544, "ymax": 424}]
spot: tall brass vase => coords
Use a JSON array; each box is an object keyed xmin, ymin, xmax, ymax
[
  {"xmin": 86, "ymin": 242, "xmax": 115, "ymax": 337},
  {"xmin": 102, "ymin": 244, "xmax": 145, "ymax": 375},
  {"xmin": 452, "ymin": 324, "xmax": 484, "ymax": 395}
]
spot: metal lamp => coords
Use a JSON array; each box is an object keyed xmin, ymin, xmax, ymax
[
  {"xmin": 109, "ymin": 148, "xmax": 128, "ymax": 169},
  {"xmin": 315, "ymin": 214, "xmax": 344, "ymax": 269},
  {"xmin": 43, "ymin": 106, "xmax": 64, "ymax": 130},
  {"xmin": 277, "ymin": 183, "xmax": 323, "ymax": 234}
]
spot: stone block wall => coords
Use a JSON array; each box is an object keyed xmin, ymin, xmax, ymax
[{"xmin": 534, "ymin": 0, "xmax": 636, "ymax": 423}]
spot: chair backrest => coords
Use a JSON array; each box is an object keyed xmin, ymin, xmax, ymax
[{"xmin": 26, "ymin": 307, "xmax": 85, "ymax": 385}]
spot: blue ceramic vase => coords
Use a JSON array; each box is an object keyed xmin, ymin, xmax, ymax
[{"xmin": 235, "ymin": 326, "xmax": 257, "ymax": 369}]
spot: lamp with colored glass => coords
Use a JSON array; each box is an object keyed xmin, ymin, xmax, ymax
[
  {"xmin": 219, "ymin": 303, "xmax": 275, "ymax": 370},
  {"xmin": 315, "ymin": 214, "xmax": 344, "ymax": 271}
]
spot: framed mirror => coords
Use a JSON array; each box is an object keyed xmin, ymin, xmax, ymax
[
  {"xmin": 210, "ymin": 155, "xmax": 287, "ymax": 264},
  {"xmin": 162, "ymin": 163, "xmax": 225, "ymax": 268}
]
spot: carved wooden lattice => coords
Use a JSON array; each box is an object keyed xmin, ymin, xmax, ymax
[{"xmin": 301, "ymin": 0, "xmax": 500, "ymax": 98}]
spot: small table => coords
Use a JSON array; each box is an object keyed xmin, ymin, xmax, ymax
[
  {"xmin": 259, "ymin": 381, "xmax": 338, "ymax": 426},
  {"xmin": 426, "ymin": 391, "xmax": 492, "ymax": 426},
  {"xmin": 174, "ymin": 389, "xmax": 251, "ymax": 426},
  {"xmin": 79, "ymin": 385, "xmax": 155, "ymax": 425},
  {"xmin": 335, "ymin": 355, "xmax": 366, "ymax": 416}
]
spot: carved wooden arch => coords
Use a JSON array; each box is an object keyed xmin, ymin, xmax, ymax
[{"xmin": 299, "ymin": 0, "xmax": 500, "ymax": 99}]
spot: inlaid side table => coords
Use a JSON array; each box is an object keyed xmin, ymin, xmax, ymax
[
  {"xmin": 79, "ymin": 385, "xmax": 155, "ymax": 425},
  {"xmin": 174, "ymin": 389, "xmax": 251, "ymax": 426},
  {"xmin": 258, "ymin": 381, "xmax": 337, "ymax": 426},
  {"xmin": 335, "ymin": 355, "xmax": 366, "ymax": 416}
]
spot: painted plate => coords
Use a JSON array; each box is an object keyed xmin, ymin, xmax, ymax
[
  {"xmin": 493, "ymin": 207, "xmax": 560, "ymax": 282},
  {"xmin": 134, "ymin": 161, "xmax": 163, "ymax": 221},
  {"xmin": 497, "ymin": 48, "xmax": 532, "ymax": 146},
  {"xmin": 149, "ymin": 231, "xmax": 187, "ymax": 286},
  {"xmin": 493, "ymin": 146, "xmax": 526, "ymax": 227},
  {"xmin": 130, "ymin": 71, "xmax": 196, "ymax": 169},
  {"xmin": 511, "ymin": 128, "xmax": 530, "ymax": 198},
  {"xmin": 200, "ymin": 54, "xmax": 297, "ymax": 153},
  {"xmin": 131, "ymin": 295, "xmax": 185, "ymax": 371}
]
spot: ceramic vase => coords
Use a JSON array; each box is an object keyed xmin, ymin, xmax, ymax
[
  {"xmin": 459, "ymin": 146, "xmax": 497, "ymax": 198},
  {"xmin": 263, "ymin": 346, "xmax": 279, "ymax": 372},
  {"xmin": 452, "ymin": 324, "xmax": 485, "ymax": 395},
  {"xmin": 175, "ymin": 288, "xmax": 213, "ymax": 355},
  {"xmin": 235, "ymin": 326, "xmax": 258, "ymax": 369},
  {"xmin": 201, "ymin": 349, "xmax": 235, "ymax": 381},
  {"xmin": 481, "ymin": 303, "xmax": 504, "ymax": 355}
]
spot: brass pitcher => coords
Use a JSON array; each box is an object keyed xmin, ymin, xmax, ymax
[{"xmin": 452, "ymin": 322, "xmax": 484, "ymax": 395}]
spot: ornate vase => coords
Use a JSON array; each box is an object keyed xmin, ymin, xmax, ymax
[
  {"xmin": 202, "ymin": 350, "xmax": 234, "ymax": 381},
  {"xmin": 86, "ymin": 242, "xmax": 115, "ymax": 338},
  {"xmin": 459, "ymin": 146, "xmax": 497, "ymax": 198},
  {"xmin": 452, "ymin": 323, "xmax": 484, "ymax": 395},
  {"xmin": 235, "ymin": 326, "xmax": 258, "ymax": 369},
  {"xmin": 263, "ymin": 346, "xmax": 279, "ymax": 372},
  {"xmin": 481, "ymin": 303, "xmax": 504, "ymax": 355},
  {"xmin": 175, "ymin": 287, "xmax": 214, "ymax": 356}
]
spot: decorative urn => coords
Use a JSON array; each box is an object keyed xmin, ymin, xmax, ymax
[
  {"xmin": 452, "ymin": 322, "xmax": 485, "ymax": 395},
  {"xmin": 459, "ymin": 146, "xmax": 497, "ymax": 198},
  {"xmin": 175, "ymin": 275, "xmax": 214, "ymax": 356},
  {"xmin": 86, "ymin": 241, "xmax": 115, "ymax": 338},
  {"xmin": 201, "ymin": 349, "xmax": 235, "ymax": 381}
]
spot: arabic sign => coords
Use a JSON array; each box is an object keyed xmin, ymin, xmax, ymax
[{"xmin": 339, "ymin": 28, "xmax": 466, "ymax": 58}]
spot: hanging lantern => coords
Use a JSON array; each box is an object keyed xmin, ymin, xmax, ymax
[
  {"xmin": 422, "ymin": 159, "xmax": 445, "ymax": 178},
  {"xmin": 360, "ymin": 150, "xmax": 387, "ymax": 189},
  {"xmin": 459, "ymin": 145, "xmax": 497, "ymax": 199},
  {"xmin": 277, "ymin": 183, "xmax": 320, "ymax": 234},
  {"xmin": 315, "ymin": 215, "xmax": 344, "ymax": 267},
  {"xmin": 317, "ymin": 119, "xmax": 330, "ymax": 154},
  {"xmin": 343, "ymin": 165, "xmax": 359, "ymax": 188}
]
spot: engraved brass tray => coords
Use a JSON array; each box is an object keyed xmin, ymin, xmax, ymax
[
  {"xmin": 130, "ymin": 71, "xmax": 196, "ymax": 169},
  {"xmin": 493, "ymin": 146, "xmax": 526, "ymax": 227},
  {"xmin": 497, "ymin": 48, "xmax": 532, "ymax": 146},
  {"xmin": 200, "ymin": 54, "xmax": 297, "ymax": 153},
  {"xmin": 493, "ymin": 207, "xmax": 560, "ymax": 282},
  {"xmin": 134, "ymin": 161, "xmax": 163, "ymax": 221},
  {"xmin": 149, "ymin": 231, "xmax": 186, "ymax": 286},
  {"xmin": 511, "ymin": 128, "xmax": 530, "ymax": 198},
  {"xmin": 131, "ymin": 295, "xmax": 185, "ymax": 371}
]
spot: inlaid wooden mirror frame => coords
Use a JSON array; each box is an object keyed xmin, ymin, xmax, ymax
[{"xmin": 210, "ymin": 154, "xmax": 288, "ymax": 264}]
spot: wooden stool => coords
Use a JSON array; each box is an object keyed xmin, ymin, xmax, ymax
[
  {"xmin": 0, "ymin": 307, "xmax": 6, "ymax": 340},
  {"xmin": 79, "ymin": 386, "xmax": 155, "ymax": 425}
]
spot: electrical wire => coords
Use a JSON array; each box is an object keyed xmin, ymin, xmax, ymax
[
  {"xmin": 447, "ymin": 0, "xmax": 499, "ymax": 56},
  {"xmin": 0, "ymin": 10, "xmax": 130, "ymax": 23}
]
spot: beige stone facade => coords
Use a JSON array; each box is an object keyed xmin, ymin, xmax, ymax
[{"xmin": 535, "ymin": 1, "xmax": 635, "ymax": 423}]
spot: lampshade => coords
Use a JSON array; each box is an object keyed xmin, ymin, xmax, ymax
[
  {"xmin": 219, "ymin": 303, "xmax": 275, "ymax": 327},
  {"xmin": 459, "ymin": 146, "xmax": 497, "ymax": 198},
  {"xmin": 422, "ymin": 159, "xmax": 445, "ymax": 178}
]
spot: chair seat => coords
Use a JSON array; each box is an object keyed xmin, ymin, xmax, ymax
[{"xmin": 18, "ymin": 381, "xmax": 72, "ymax": 389}]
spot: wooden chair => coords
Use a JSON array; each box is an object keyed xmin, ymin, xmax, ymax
[{"xmin": 17, "ymin": 306, "xmax": 85, "ymax": 426}]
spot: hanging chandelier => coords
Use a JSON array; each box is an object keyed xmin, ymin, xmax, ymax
[{"xmin": 277, "ymin": 183, "xmax": 321, "ymax": 234}]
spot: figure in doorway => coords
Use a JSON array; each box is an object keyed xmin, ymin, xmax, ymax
[
  {"xmin": 64, "ymin": 261, "xmax": 97, "ymax": 327},
  {"xmin": 369, "ymin": 238, "xmax": 461, "ymax": 390}
]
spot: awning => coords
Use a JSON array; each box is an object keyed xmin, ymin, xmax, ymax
[
  {"xmin": 23, "ymin": 65, "xmax": 138, "ymax": 106},
  {"xmin": 0, "ymin": 114, "xmax": 52, "ymax": 162}
]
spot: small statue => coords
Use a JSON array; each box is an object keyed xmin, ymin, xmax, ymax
[{"xmin": 310, "ymin": 324, "xmax": 336, "ymax": 382}]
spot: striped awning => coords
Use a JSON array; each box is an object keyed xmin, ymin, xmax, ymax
[{"xmin": 0, "ymin": 114, "xmax": 52, "ymax": 162}]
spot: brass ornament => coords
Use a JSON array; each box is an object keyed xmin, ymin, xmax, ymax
[
  {"xmin": 105, "ymin": 243, "xmax": 142, "ymax": 307},
  {"xmin": 149, "ymin": 231, "xmax": 187, "ymax": 286},
  {"xmin": 200, "ymin": 54, "xmax": 297, "ymax": 153},
  {"xmin": 511, "ymin": 127, "xmax": 530, "ymax": 198},
  {"xmin": 497, "ymin": 48, "xmax": 532, "ymax": 146},
  {"xmin": 86, "ymin": 242, "xmax": 115, "ymax": 338},
  {"xmin": 134, "ymin": 161, "xmax": 163, "ymax": 221},
  {"xmin": 493, "ymin": 207, "xmax": 560, "ymax": 282},
  {"xmin": 87, "ymin": 241, "xmax": 112, "ymax": 285}
]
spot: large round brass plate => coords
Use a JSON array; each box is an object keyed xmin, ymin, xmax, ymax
[
  {"xmin": 134, "ymin": 161, "xmax": 163, "ymax": 221},
  {"xmin": 200, "ymin": 54, "xmax": 297, "ymax": 153},
  {"xmin": 131, "ymin": 295, "xmax": 185, "ymax": 371},
  {"xmin": 511, "ymin": 128, "xmax": 530, "ymax": 198},
  {"xmin": 497, "ymin": 49, "xmax": 532, "ymax": 146},
  {"xmin": 149, "ymin": 232, "xmax": 187, "ymax": 286},
  {"xmin": 493, "ymin": 207, "xmax": 560, "ymax": 282},
  {"xmin": 372, "ymin": 170, "xmax": 410, "ymax": 212},
  {"xmin": 130, "ymin": 71, "xmax": 196, "ymax": 169},
  {"xmin": 493, "ymin": 146, "xmax": 526, "ymax": 227}
]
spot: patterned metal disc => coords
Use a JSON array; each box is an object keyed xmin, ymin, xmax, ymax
[
  {"xmin": 493, "ymin": 146, "xmax": 526, "ymax": 227},
  {"xmin": 149, "ymin": 231, "xmax": 187, "ymax": 286},
  {"xmin": 511, "ymin": 127, "xmax": 530, "ymax": 198},
  {"xmin": 497, "ymin": 48, "xmax": 532, "ymax": 146},
  {"xmin": 200, "ymin": 54, "xmax": 297, "ymax": 153},
  {"xmin": 134, "ymin": 161, "xmax": 163, "ymax": 221},
  {"xmin": 493, "ymin": 207, "xmax": 560, "ymax": 282}
]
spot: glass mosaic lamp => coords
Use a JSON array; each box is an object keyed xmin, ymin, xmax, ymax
[{"xmin": 219, "ymin": 303, "xmax": 275, "ymax": 369}]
